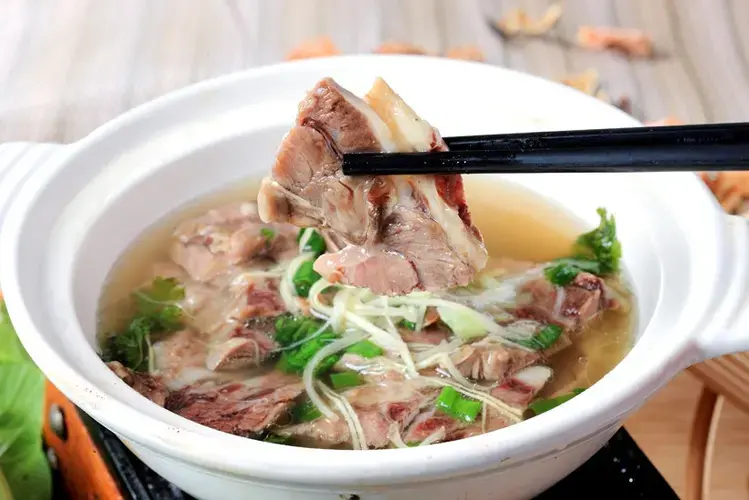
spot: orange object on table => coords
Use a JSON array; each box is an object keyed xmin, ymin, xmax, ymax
[{"xmin": 43, "ymin": 381, "xmax": 123, "ymax": 500}]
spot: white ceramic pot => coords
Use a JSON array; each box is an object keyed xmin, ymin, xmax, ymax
[{"xmin": 1, "ymin": 56, "xmax": 748, "ymax": 500}]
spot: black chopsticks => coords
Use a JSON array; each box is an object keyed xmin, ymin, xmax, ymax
[{"xmin": 341, "ymin": 122, "xmax": 749, "ymax": 176}]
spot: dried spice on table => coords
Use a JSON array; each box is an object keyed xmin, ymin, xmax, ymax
[
  {"xmin": 286, "ymin": 36, "xmax": 341, "ymax": 61},
  {"xmin": 493, "ymin": 3, "xmax": 563, "ymax": 38},
  {"xmin": 373, "ymin": 42, "xmax": 428, "ymax": 55},
  {"xmin": 444, "ymin": 45, "xmax": 485, "ymax": 62},
  {"xmin": 577, "ymin": 26, "xmax": 654, "ymax": 58}
]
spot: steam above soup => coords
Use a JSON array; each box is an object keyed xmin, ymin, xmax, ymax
[{"xmin": 97, "ymin": 78, "xmax": 633, "ymax": 449}]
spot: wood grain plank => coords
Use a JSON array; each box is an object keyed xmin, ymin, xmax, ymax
[
  {"xmin": 558, "ymin": 0, "xmax": 642, "ymax": 112},
  {"xmin": 665, "ymin": 0, "xmax": 749, "ymax": 122},
  {"xmin": 378, "ymin": 0, "xmax": 442, "ymax": 54},
  {"xmin": 52, "ymin": 0, "xmax": 148, "ymax": 142},
  {"xmin": 439, "ymin": 0, "xmax": 504, "ymax": 65},
  {"xmin": 0, "ymin": 1, "xmax": 91, "ymax": 140},
  {"xmin": 617, "ymin": 0, "xmax": 709, "ymax": 123},
  {"xmin": 727, "ymin": 0, "xmax": 749, "ymax": 92},
  {"xmin": 483, "ymin": 0, "xmax": 568, "ymax": 78}
]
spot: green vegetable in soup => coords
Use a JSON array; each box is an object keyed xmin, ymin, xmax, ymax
[
  {"xmin": 0, "ymin": 301, "xmax": 52, "ymax": 500},
  {"xmin": 527, "ymin": 388, "xmax": 585, "ymax": 416},
  {"xmin": 102, "ymin": 317, "xmax": 153, "ymax": 372},
  {"xmin": 103, "ymin": 277, "xmax": 185, "ymax": 371},
  {"xmin": 297, "ymin": 228, "xmax": 327, "ymax": 256},
  {"xmin": 544, "ymin": 208, "xmax": 622, "ymax": 286},
  {"xmin": 544, "ymin": 258, "xmax": 601, "ymax": 286},
  {"xmin": 264, "ymin": 433, "xmax": 291, "ymax": 445},
  {"xmin": 345, "ymin": 340, "xmax": 383, "ymax": 359},
  {"xmin": 330, "ymin": 371, "xmax": 364, "ymax": 390},
  {"xmin": 436, "ymin": 306, "xmax": 487, "ymax": 341},
  {"xmin": 543, "ymin": 262, "xmax": 580, "ymax": 286},
  {"xmin": 574, "ymin": 208, "xmax": 621, "ymax": 275},
  {"xmin": 131, "ymin": 277, "xmax": 185, "ymax": 331},
  {"xmin": 399, "ymin": 319, "xmax": 417, "ymax": 331},
  {"xmin": 274, "ymin": 316, "xmax": 341, "ymax": 375},
  {"xmin": 435, "ymin": 387, "xmax": 482, "ymax": 423},
  {"xmin": 291, "ymin": 399, "xmax": 322, "ymax": 423},
  {"xmin": 293, "ymin": 261, "xmax": 322, "ymax": 298},
  {"xmin": 513, "ymin": 324, "xmax": 563, "ymax": 351},
  {"xmin": 260, "ymin": 227, "xmax": 275, "ymax": 242}
]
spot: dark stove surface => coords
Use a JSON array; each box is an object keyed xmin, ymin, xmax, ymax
[{"xmin": 71, "ymin": 410, "xmax": 678, "ymax": 500}]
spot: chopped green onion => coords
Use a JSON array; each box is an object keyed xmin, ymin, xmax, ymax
[
  {"xmin": 293, "ymin": 261, "xmax": 322, "ymax": 298},
  {"xmin": 297, "ymin": 228, "xmax": 327, "ymax": 256},
  {"xmin": 330, "ymin": 371, "xmax": 364, "ymax": 390},
  {"xmin": 399, "ymin": 320, "xmax": 417, "ymax": 331},
  {"xmin": 527, "ymin": 388, "xmax": 585, "ymax": 416},
  {"xmin": 406, "ymin": 441, "xmax": 420, "ymax": 447},
  {"xmin": 513, "ymin": 324, "xmax": 563, "ymax": 350},
  {"xmin": 436, "ymin": 306, "xmax": 488, "ymax": 341},
  {"xmin": 260, "ymin": 227, "xmax": 275, "ymax": 241},
  {"xmin": 291, "ymin": 399, "xmax": 322, "ymax": 423},
  {"xmin": 345, "ymin": 340, "xmax": 383, "ymax": 358},
  {"xmin": 264, "ymin": 433, "xmax": 291, "ymax": 444},
  {"xmin": 434, "ymin": 387, "xmax": 482, "ymax": 423}
]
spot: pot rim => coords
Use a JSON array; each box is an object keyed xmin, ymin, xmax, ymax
[{"xmin": 0, "ymin": 55, "xmax": 726, "ymax": 487}]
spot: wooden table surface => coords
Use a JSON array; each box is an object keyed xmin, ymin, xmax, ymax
[
  {"xmin": 2, "ymin": 1, "xmax": 749, "ymax": 498},
  {"xmin": 2, "ymin": 0, "xmax": 749, "ymax": 143}
]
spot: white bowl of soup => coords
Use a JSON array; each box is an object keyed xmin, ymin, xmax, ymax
[{"xmin": 1, "ymin": 56, "xmax": 748, "ymax": 500}]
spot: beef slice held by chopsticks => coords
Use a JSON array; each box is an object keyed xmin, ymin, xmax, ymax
[{"xmin": 258, "ymin": 77, "xmax": 487, "ymax": 296}]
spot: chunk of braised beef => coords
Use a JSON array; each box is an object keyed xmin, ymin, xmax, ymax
[
  {"xmin": 516, "ymin": 272, "xmax": 617, "ymax": 330},
  {"xmin": 257, "ymin": 77, "xmax": 488, "ymax": 296},
  {"xmin": 281, "ymin": 380, "xmax": 436, "ymax": 449},
  {"xmin": 107, "ymin": 361, "xmax": 169, "ymax": 407},
  {"xmin": 402, "ymin": 407, "xmax": 511, "ymax": 444},
  {"xmin": 449, "ymin": 343, "xmax": 541, "ymax": 383},
  {"xmin": 165, "ymin": 372, "xmax": 303, "ymax": 438},
  {"xmin": 170, "ymin": 202, "xmax": 299, "ymax": 282}
]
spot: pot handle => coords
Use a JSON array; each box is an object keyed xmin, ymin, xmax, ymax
[
  {"xmin": 0, "ymin": 142, "xmax": 65, "ymax": 232},
  {"xmin": 696, "ymin": 214, "xmax": 749, "ymax": 360}
]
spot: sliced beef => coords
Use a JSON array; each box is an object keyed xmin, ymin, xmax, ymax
[
  {"xmin": 171, "ymin": 202, "xmax": 298, "ymax": 282},
  {"xmin": 107, "ymin": 361, "xmax": 169, "ymax": 407},
  {"xmin": 165, "ymin": 371, "xmax": 303, "ymax": 437},
  {"xmin": 332, "ymin": 353, "xmax": 406, "ymax": 384},
  {"xmin": 258, "ymin": 77, "xmax": 487, "ymax": 295},
  {"xmin": 281, "ymin": 408, "xmax": 392, "ymax": 449},
  {"xmin": 344, "ymin": 380, "xmax": 437, "ymax": 428},
  {"xmin": 151, "ymin": 329, "xmax": 208, "ymax": 383},
  {"xmin": 400, "ymin": 323, "xmax": 449, "ymax": 345},
  {"xmin": 402, "ymin": 408, "xmax": 457, "ymax": 443},
  {"xmin": 205, "ymin": 324, "xmax": 278, "ymax": 371},
  {"xmin": 516, "ymin": 272, "xmax": 618, "ymax": 330},
  {"xmin": 402, "ymin": 407, "xmax": 510, "ymax": 444},
  {"xmin": 187, "ymin": 278, "xmax": 284, "ymax": 336},
  {"xmin": 281, "ymin": 380, "xmax": 436, "ymax": 449},
  {"xmin": 244, "ymin": 281, "xmax": 286, "ymax": 317},
  {"xmin": 450, "ymin": 343, "xmax": 541, "ymax": 383},
  {"xmin": 490, "ymin": 365, "xmax": 553, "ymax": 408}
]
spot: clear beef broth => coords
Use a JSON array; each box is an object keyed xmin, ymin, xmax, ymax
[
  {"xmin": 462, "ymin": 180, "xmax": 633, "ymax": 398},
  {"xmin": 98, "ymin": 178, "xmax": 634, "ymax": 449}
]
